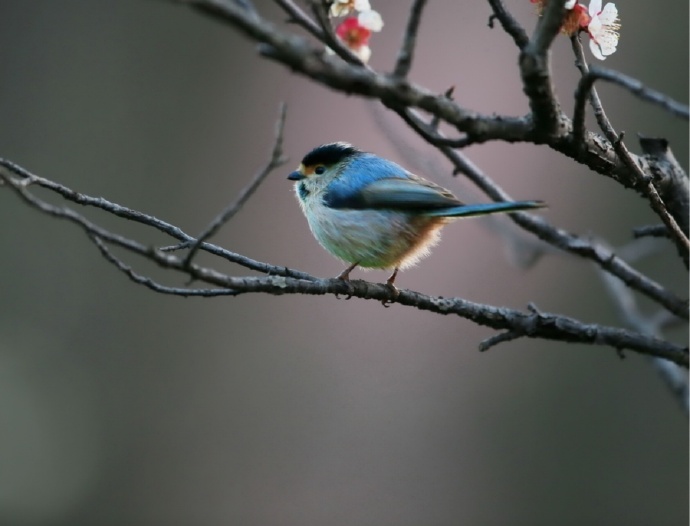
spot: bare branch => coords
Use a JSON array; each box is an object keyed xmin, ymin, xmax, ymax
[
  {"xmin": 183, "ymin": 103, "xmax": 288, "ymax": 266},
  {"xmin": 571, "ymin": 38, "xmax": 690, "ymax": 267},
  {"xmin": 633, "ymin": 225, "xmax": 669, "ymax": 239},
  {"xmin": 479, "ymin": 330, "xmax": 522, "ymax": 352},
  {"xmin": 572, "ymin": 35, "xmax": 617, "ymax": 158},
  {"xmin": 274, "ymin": 0, "xmax": 325, "ymax": 41},
  {"xmin": 394, "ymin": 113, "xmax": 689, "ymax": 320},
  {"xmin": 519, "ymin": 0, "xmax": 567, "ymax": 137},
  {"xmin": 175, "ymin": 0, "xmax": 687, "ymax": 201},
  {"xmin": 586, "ymin": 66, "xmax": 689, "ymax": 121},
  {"xmin": 487, "ymin": 0, "xmax": 529, "ymax": 49},
  {"xmin": 639, "ymin": 136, "xmax": 689, "ymax": 237},
  {"xmin": 392, "ymin": 0, "xmax": 427, "ymax": 78},
  {"xmin": 93, "ymin": 235, "xmax": 238, "ymax": 297},
  {"xmin": 0, "ymin": 158, "xmax": 315, "ymax": 282},
  {"xmin": 2, "ymin": 160, "xmax": 686, "ymax": 366},
  {"xmin": 614, "ymin": 133, "xmax": 689, "ymax": 267},
  {"xmin": 393, "ymin": 107, "xmax": 471, "ymax": 148}
]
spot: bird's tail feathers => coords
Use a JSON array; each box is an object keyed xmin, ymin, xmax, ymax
[{"xmin": 424, "ymin": 200, "xmax": 546, "ymax": 218}]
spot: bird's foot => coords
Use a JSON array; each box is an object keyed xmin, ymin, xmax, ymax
[
  {"xmin": 381, "ymin": 268, "xmax": 400, "ymax": 307},
  {"xmin": 335, "ymin": 262, "xmax": 358, "ymax": 300}
]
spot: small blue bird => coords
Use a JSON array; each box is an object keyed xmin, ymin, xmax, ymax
[{"xmin": 288, "ymin": 142, "xmax": 545, "ymax": 287}]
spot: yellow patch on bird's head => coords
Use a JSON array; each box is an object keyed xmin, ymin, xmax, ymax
[{"xmin": 297, "ymin": 163, "xmax": 316, "ymax": 177}]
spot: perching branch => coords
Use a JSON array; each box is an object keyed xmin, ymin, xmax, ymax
[{"xmin": 1, "ymin": 157, "xmax": 687, "ymax": 366}]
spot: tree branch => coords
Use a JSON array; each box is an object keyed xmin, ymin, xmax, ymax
[
  {"xmin": 586, "ymin": 66, "xmax": 689, "ymax": 121},
  {"xmin": 487, "ymin": 0, "xmax": 529, "ymax": 49},
  {"xmin": 571, "ymin": 37, "xmax": 690, "ymax": 266},
  {"xmin": 1, "ymin": 160, "xmax": 686, "ymax": 366},
  {"xmin": 392, "ymin": 0, "xmax": 427, "ymax": 78},
  {"xmin": 519, "ymin": 0, "xmax": 567, "ymax": 138},
  {"xmin": 274, "ymin": 0, "xmax": 325, "ymax": 41},
  {"xmin": 393, "ymin": 109, "xmax": 688, "ymax": 320}
]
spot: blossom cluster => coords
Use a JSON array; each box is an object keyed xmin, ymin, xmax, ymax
[
  {"xmin": 328, "ymin": 0, "xmax": 384, "ymax": 63},
  {"xmin": 532, "ymin": 0, "xmax": 620, "ymax": 60}
]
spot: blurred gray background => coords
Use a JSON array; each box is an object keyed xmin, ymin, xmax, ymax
[{"xmin": 0, "ymin": 1, "xmax": 687, "ymax": 525}]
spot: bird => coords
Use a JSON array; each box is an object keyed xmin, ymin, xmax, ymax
[{"xmin": 288, "ymin": 142, "xmax": 546, "ymax": 288}]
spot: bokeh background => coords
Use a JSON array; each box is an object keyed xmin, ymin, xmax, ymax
[{"xmin": 0, "ymin": 1, "xmax": 687, "ymax": 525}]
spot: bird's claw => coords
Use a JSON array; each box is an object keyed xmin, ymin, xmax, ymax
[
  {"xmin": 335, "ymin": 276, "xmax": 354, "ymax": 300},
  {"xmin": 381, "ymin": 281, "xmax": 399, "ymax": 307}
]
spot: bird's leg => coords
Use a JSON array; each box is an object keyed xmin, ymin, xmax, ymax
[
  {"xmin": 336, "ymin": 262, "xmax": 359, "ymax": 281},
  {"xmin": 335, "ymin": 262, "xmax": 358, "ymax": 299},
  {"xmin": 382, "ymin": 267, "xmax": 400, "ymax": 307},
  {"xmin": 385, "ymin": 267, "xmax": 399, "ymax": 288}
]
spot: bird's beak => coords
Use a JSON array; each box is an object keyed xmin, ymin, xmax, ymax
[{"xmin": 287, "ymin": 170, "xmax": 306, "ymax": 181}]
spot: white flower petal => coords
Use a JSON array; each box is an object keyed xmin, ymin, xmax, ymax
[
  {"xmin": 596, "ymin": 32, "xmax": 618, "ymax": 55},
  {"xmin": 358, "ymin": 9, "xmax": 383, "ymax": 31},
  {"xmin": 598, "ymin": 3, "xmax": 618, "ymax": 25},
  {"xmin": 565, "ymin": 0, "xmax": 577, "ymax": 9},
  {"xmin": 354, "ymin": 0, "xmax": 371, "ymax": 11},
  {"xmin": 589, "ymin": 38, "xmax": 606, "ymax": 60},
  {"xmin": 587, "ymin": 16, "xmax": 602, "ymax": 35},
  {"xmin": 588, "ymin": 0, "xmax": 602, "ymax": 16},
  {"xmin": 354, "ymin": 45, "xmax": 372, "ymax": 63}
]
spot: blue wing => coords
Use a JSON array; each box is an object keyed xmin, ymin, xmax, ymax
[
  {"xmin": 323, "ymin": 153, "xmax": 545, "ymax": 216},
  {"xmin": 323, "ymin": 154, "xmax": 461, "ymax": 210}
]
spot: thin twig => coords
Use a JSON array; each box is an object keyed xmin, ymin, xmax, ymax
[
  {"xmin": 183, "ymin": 103, "xmax": 288, "ymax": 267},
  {"xmin": 633, "ymin": 225, "xmax": 669, "ymax": 239},
  {"xmin": 572, "ymin": 35, "xmax": 615, "ymax": 156},
  {"xmin": 0, "ymin": 158, "xmax": 315, "ymax": 282},
  {"xmin": 306, "ymin": 0, "xmax": 365, "ymax": 66},
  {"xmin": 587, "ymin": 65, "xmax": 689, "ymax": 121},
  {"xmin": 395, "ymin": 107, "xmax": 471, "ymax": 148},
  {"xmin": 392, "ymin": 0, "xmax": 427, "ymax": 78},
  {"xmin": 92, "ymin": 235, "xmax": 238, "ymax": 297},
  {"xmin": 639, "ymin": 136, "xmax": 689, "ymax": 236},
  {"xmin": 487, "ymin": 0, "xmax": 529, "ymax": 49},
  {"xmin": 429, "ymin": 86, "xmax": 455, "ymax": 130},
  {"xmin": 479, "ymin": 331, "xmax": 522, "ymax": 352},
  {"xmin": 274, "ymin": 0, "xmax": 325, "ymax": 41},
  {"xmin": 613, "ymin": 133, "xmax": 689, "ymax": 268}
]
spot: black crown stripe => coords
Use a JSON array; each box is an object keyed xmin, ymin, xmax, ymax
[{"xmin": 301, "ymin": 142, "xmax": 361, "ymax": 167}]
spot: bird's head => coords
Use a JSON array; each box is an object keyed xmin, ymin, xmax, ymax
[{"xmin": 287, "ymin": 143, "xmax": 361, "ymax": 195}]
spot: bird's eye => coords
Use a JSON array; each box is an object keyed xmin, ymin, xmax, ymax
[{"xmin": 314, "ymin": 165, "xmax": 326, "ymax": 175}]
